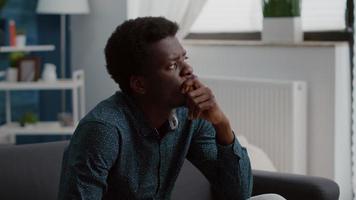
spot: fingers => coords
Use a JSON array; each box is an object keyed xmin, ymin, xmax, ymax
[
  {"xmin": 181, "ymin": 76, "xmax": 217, "ymax": 121},
  {"xmin": 189, "ymin": 98, "xmax": 215, "ymax": 120},
  {"xmin": 181, "ymin": 75, "xmax": 204, "ymax": 94},
  {"xmin": 188, "ymin": 86, "xmax": 210, "ymax": 99},
  {"xmin": 187, "ymin": 87, "xmax": 216, "ymax": 120},
  {"xmin": 182, "ymin": 77, "xmax": 196, "ymax": 120},
  {"xmin": 183, "ymin": 85, "xmax": 194, "ymax": 94}
]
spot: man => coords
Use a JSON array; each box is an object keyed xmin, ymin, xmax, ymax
[{"xmin": 58, "ymin": 17, "xmax": 284, "ymax": 200}]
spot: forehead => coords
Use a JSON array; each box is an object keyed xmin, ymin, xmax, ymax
[{"xmin": 148, "ymin": 36, "xmax": 185, "ymax": 64}]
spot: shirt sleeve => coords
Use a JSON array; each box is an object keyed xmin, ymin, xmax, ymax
[
  {"xmin": 186, "ymin": 119, "xmax": 253, "ymax": 200},
  {"xmin": 58, "ymin": 121, "xmax": 120, "ymax": 200}
]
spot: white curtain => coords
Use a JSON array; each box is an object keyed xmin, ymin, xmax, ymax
[{"xmin": 127, "ymin": 0, "xmax": 207, "ymax": 39}]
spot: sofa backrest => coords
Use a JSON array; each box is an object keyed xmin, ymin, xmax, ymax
[
  {"xmin": 0, "ymin": 141, "xmax": 213, "ymax": 200},
  {"xmin": 0, "ymin": 141, "xmax": 68, "ymax": 200}
]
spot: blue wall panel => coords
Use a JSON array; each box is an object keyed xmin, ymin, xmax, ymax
[{"xmin": 0, "ymin": 0, "xmax": 72, "ymax": 144}]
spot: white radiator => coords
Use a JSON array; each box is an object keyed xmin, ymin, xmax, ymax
[{"xmin": 200, "ymin": 76, "xmax": 307, "ymax": 174}]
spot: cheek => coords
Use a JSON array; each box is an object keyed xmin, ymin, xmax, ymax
[
  {"xmin": 159, "ymin": 73, "xmax": 182, "ymax": 88},
  {"xmin": 147, "ymin": 71, "xmax": 183, "ymax": 95},
  {"xmin": 162, "ymin": 78, "xmax": 180, "ymax": 93}
]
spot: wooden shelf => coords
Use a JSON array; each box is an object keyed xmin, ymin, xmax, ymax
[
  {"xmin": 0, "ymin": 121, "xmax": 75, "ymax": 135},
  {"xmin": 0, "ymin": 79, "xmax": 83, "ymax": 90},
  {"xmin": 0, "ymin": 45, "xmax": 55, "ymax": 53},
  {"xmin": 0, "ymin": 70, "xmax": 85, "ymax": 144}
]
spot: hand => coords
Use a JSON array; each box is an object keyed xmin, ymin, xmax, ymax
[{"xmin": 181, "ymin": 76, "xmax": 227, "ymax": 125}]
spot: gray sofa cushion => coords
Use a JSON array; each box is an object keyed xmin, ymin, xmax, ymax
[
  {"xmin": 0, "ymin": 141, "xmax": 213, "ymax": 200},
  {"xmin": 0, "ymin": 141, "xmax": 66, "ymax": 200},
  {"xmin": 0, "ymin": 141, "xmax": 340, "ymax": 200}
]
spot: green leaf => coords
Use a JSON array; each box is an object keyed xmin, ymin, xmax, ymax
[{"xmin": 263, "ymin": 0, "xmax": 300, "ymax": 17}]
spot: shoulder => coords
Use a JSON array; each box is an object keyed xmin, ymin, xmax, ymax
[
  {"xmin": 72, "ymin": 120, "xmax": 119, "ymax": 146},
  {"xmin": 80, "ymin": 92, "xmax": 130, "ymax": 128}
]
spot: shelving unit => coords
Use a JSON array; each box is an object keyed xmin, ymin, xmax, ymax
[
  {"xmin": 0, "ymin": 45, "xmax": 55, "ymax": 53},
  {"xmin": 0, "ymin": 44, "xmax": 82, "ymax": 144},
  {"xmin": 0, "ymin": 70, "xmax": 85, "ymax": 144}
]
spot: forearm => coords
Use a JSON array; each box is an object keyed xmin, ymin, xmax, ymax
[
  {"xmin": 212, "ymin": 115, "xmax": 234, "ymax": 145},
  {"xmin": 212, "ymin": 114, "xmax": 253, "ymax": 199},
  {"xmin": 213, "ymin": 137, "xmax": 253, "ymax": 200}
]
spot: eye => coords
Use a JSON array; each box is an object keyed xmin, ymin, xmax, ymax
[{"xmin": 168, "ymin": 63, "xmax": 179, "ymax": 70}]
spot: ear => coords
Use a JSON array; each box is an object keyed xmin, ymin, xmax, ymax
[{"xmin": 130, "ymin": 76, "xmax": 146, "ymax": 94}]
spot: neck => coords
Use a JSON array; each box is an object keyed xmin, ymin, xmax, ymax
[{"xmin": 133, "ymin": 96, "xmax": 172, "ymax": 129}]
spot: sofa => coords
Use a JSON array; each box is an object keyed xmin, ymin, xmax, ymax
[{"xmin": 0, "ymin": 141, "xmax": 339, "ymax": 200}]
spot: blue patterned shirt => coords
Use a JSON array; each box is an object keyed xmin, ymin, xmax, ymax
[{"xmin": 58, "ymin": 91, "xmax": 253, "ymax": 200}]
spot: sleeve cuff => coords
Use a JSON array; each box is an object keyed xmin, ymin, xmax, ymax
[{"xmin": 217, "ymin": 132, "xmax": 245, "ymax": 159}]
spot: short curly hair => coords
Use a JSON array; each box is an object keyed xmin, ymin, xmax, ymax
[{"xmin": 104, "ymin": 16, "xmax": 179, "ymax": 94}]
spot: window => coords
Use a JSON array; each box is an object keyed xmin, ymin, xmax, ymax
[{"xmin": 190, "ymin": 0, "xmax": 348, "ymax": 33}]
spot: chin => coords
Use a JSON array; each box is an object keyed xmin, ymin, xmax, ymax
[{"xmin": 170, "ymin": 94, "xmax": 186, "ymax": 108}]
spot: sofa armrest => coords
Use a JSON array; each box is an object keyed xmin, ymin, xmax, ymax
[{"xmin": 252, "ymin": 170, "xmax": 339, "ymax": 200}]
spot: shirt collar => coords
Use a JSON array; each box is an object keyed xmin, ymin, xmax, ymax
[{"xmin": 118, "ymin": 91, "xmax": 179, "ymax": 137}]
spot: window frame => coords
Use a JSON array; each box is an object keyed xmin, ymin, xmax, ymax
[{"xmin": 186, "ymin": 0, "xmax": 354, "ymax": 42}]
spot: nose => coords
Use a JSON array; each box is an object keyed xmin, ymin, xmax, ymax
[{"xmin": 180, "ymin": 62, "xmax": 193, "ymax": 78}]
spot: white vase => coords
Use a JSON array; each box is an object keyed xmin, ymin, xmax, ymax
[
  {"xmin": 42, "ymin": 63, "xmax": 57, "ymax": 82},
  {"xmin": 262, "ymin": 17, "xmax": 303, "ymax": 43},
  {"xmin": 16, "ymin": 34, "xmax": 26, "ymax": 47},
  {"xmin": 6, "ymin": 68, "xmax": 18, "ymax": 82}
]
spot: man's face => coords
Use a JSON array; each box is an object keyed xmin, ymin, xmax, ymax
[{"xmin": 143, "ymin": 36, "xmax": 193, "ymax": 108}]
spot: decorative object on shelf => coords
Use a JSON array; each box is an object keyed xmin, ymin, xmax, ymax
[
  {"xmin": 15, "ymin": 29, "xmax": 27, "ymax": 47},
  {"xmin": 41, "ymin": 63, "xmax": 57, "ymax": 82},
  {"xmin": 37, "ymin": 0, "xmax": 90, "ymax": 112},
  {"xmin": 0, "ymin": 70, "xmax": 5, "ymax": 81},
  {"xmin": 262, "ymin": 0, "xmax": 302, "ymax": 43},
  {"xmin": 19, "ymin": 111, "xmax": 38, "ymax": 127},
  {"xmin": 8, "ymin": 19, "xmax": 16, "ymax": 46},
  {"xmin": 17, "ymin": 56, "xmax": 40, "ymax": 82},
  {"xmin": 0, "ymin": 0, "xmax": 6, "ymax": 46},
  {"xmin": 9, "ymin": 51, "xmax": 25, "ymax": 67},
  {"xmin": 0, "ymin": 18, "xmax": 5, "ymax": 46},
  {"xmin": 58, "ymin": 112, "xmax": 73, "ymax": 127},
  {"xmin": 6, "ymin": 52, "xmax": 25, "ymax": 82},
  {"xmin": 5, "ymin": 67, "xmax": 17, "ymax": 82}
]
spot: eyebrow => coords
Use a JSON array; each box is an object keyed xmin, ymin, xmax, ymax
[{"xmin": 170, "ymin": 50, "xmax": 187, "ymax": 61}]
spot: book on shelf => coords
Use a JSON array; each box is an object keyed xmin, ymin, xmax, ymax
[{"xmin": 9, "ymin": 19, "xmax": 16, "ymax": 47}]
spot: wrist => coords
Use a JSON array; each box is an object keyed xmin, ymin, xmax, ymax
[
  {"xmin": 213, "ymin": 117, "xmax": 234, "ymax": 145},
  {"xmin": 211, "ymin": 113, "xmax": 229, "ymax": 126}
]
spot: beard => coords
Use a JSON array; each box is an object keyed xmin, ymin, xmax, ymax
[{"xmin": 146, "ymin": 80, "xmax": 187, "ymax": 109}]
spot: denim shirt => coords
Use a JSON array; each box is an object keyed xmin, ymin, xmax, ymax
[{"xmin": 58, "ymin": 91, "xmax": 253, "ymax": 200}]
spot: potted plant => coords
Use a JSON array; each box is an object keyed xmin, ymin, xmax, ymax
[
  {"xmin": 6, "ymin": 51, "xmax": 25, "ymax": 82},
  {"xmin": 19, "ymin": 112, "xmax": 38, "ymax": 127},
  {"xmin": 16, "ymin": 29, "xmax": 26, "ymax": 47},
  {"xmin": 262, "ymin": 0, "xmax": 302, "ymax": 43}
]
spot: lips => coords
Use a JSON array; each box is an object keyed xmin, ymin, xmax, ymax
[{"xmin": 180, "ymin": 74, "xmax": 197, "ymax": 92}]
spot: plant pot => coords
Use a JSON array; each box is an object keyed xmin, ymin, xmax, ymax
[
  {"xmin": 16, "ymin": 34, "xmax": 26, "ymax": 47},
  {"xmin": 6, "ymin": 68, "xmax": 18, "ymax": 82},
  {"xmin": 262, "ymin": 17, "xmax": 303, "ymax": 43},
  {"xmin": 42, "ymin": 63, "xmax": 57, "ymax": 82}
]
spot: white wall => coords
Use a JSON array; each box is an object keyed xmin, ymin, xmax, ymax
[
  {"xmin": 70, "ymin": 0, "xmax": 126, "ymax": 111},
  {"xmin": 183, "ymin": 40, "xmax": 352, "ymax": 200}
]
